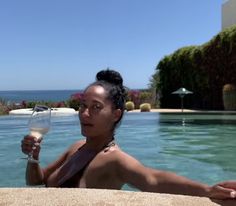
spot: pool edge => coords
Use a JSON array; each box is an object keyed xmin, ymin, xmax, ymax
[{"xmin": 0, "ymin": 188, "xmax": 233, "ymax": 206}]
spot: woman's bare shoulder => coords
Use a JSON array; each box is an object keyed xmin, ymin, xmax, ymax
[{"xmin": 104, "ymin": 146, "xmax": 141, "ymax": 165}]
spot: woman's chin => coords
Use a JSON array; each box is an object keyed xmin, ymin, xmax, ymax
[{"xmin": 81, "ymin": 129, "xmax": 93, "ymax": 137}]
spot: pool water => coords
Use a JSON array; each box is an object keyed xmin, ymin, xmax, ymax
[{"xmin": 0, "ymin": 112, "xmax": 235, "ymax": 189}]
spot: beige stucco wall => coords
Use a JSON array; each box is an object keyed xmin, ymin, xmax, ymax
[
  {"xmin": 0, "ymin": 188, "xmax": 235, "ymax": 206},
  {"xmin": 222, "ymin": 0, "xmax": 236, "ymax": 29}
]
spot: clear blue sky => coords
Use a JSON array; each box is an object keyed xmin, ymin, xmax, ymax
[{"xmin": 0, "ymin": 0, "xmax": 223, "ymax": 90}]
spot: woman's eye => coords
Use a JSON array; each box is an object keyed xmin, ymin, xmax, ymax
[
  {"xmin": 92, "ymin": 104, "xmax": 102, "ymax": 111},
  {"xmin": 79, "ymin": 102, "xmax": 103, "ymax": 113},
  {"xmin": 94, "ymin": 104, "xmax": 101, "ymax": 109},
  {"xmin": 79, "ymin": 103, "xmax": 86, "ymax": 109}
]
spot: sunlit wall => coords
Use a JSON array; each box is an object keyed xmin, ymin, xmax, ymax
[{"xmin": 222, "ymin": 0, "xmax": 236, "ymax": 29}]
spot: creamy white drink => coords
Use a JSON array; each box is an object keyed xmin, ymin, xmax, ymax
[{"xmin": 30, "ymin": 127, "xmax": 49, "ymax": 140}]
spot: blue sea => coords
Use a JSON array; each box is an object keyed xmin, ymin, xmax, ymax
[{"xmin": 0, "ymin": 90, "xmax": 82, "ymax": 103}]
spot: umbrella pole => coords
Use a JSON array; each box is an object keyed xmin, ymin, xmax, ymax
[{"xmin": 181, "ymin": 96, "xmax": 184, "ymax": 112}]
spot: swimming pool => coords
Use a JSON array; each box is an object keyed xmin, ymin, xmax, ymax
[{"xmin": 0, "ymin": 112, "xmax": 235, "ymax": 188}]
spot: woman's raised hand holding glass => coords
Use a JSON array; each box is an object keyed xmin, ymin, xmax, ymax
[{"xmin": 23, "ymin": 105, "xmax": 51, "ymax": 163}]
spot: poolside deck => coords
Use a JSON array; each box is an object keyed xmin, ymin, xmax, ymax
[{"xmin": 0, "ymin": 188, "xmax": 234, "ymax": 206}]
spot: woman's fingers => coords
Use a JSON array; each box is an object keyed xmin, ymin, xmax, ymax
[
  {"xmin": 21, "ymin": 135, "xmax": 41, "ymax": 155},
  {"xmin": 210, "ymin": 184, "xmax": 236, "ymax": 199},
  {"xmin": 21, "ymin": 139, "xmax": 33, "ymax": 154},
  {"xmin": 230, "ymin": 191, "xmax": 236, "ymax": 198},
  {"xmin": 218, "ymin": 181, "xmax": 236, "ymax": 190}
]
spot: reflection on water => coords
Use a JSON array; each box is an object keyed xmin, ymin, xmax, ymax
[
  {"xmin": 0, "ymin": 112, "xmax": 236, "ymax": 188},
  {"xmin": 159, "ymin": 113, "xmax": 236, "ymax": 125}
]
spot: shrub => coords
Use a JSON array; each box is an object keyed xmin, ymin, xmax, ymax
[
  {"xmin": 67, "ymin": 99, "xmax": 80, "ymax": 111},
  {"xmin": 0, "ymin": 105, "xmax": 7, "ymax": 115},
  {"xmin": 23, "ymin": 101, "xmax": 53, "ymax": 108},
  {"xmin": 0, "ymin": 98, "xmax": 9, "ymax": 115},
  {"xmin": 125, "ymin": 101, "xmax": 135, "ymax": 111},
  {"xmin": 51, "ymin": 101, "xmax": 66, "ymax": 108},
  {"xmin": 139, "ymin": 91, "xmax": 153, "ymax": 104},
  {"xmin": 67, "ymin": 92, "xmax": 83, "ymax": 111},
  {"xmin": 222, "ymin": 84, "xmax": 236, "ymax": 110},
  {"xmin": 21, "ymin": 101, "xmax": 27, "ymax": 108},
  {"xmin": 0, "ymin": 106, "xmax": 6, "ymax": 115},
  {"xmin": 127, "ymin": 90, "xmax": 140, "ymax": 109},
  {"xmin": 140, "ymin": 103, "xmax": 151, "ymax": 112}
]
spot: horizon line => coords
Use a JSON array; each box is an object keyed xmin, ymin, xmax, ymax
[{"xmin": 0, "ymin": 87, "xmax": 149, "ymax": 92}]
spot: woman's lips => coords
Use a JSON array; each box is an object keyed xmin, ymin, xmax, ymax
[{"xmin": 81, "ymin": 122, "xmax": 94, "ymax": 127}]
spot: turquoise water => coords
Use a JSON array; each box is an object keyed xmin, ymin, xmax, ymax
[{"xmin": 0, "ymin": 112, "xmax": 236, "ymax": 188}]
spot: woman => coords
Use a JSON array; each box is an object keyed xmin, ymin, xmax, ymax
[{"xmin": 21, "ymin": 69, "xmax": 236, "ymax": 199}]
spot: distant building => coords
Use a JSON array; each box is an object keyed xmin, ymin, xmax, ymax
[{"xmin": 222, "ymin": 0, "xmax": 236, "ymax": 29}]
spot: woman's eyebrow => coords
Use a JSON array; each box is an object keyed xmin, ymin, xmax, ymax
[
  {"xmin": 91, "ymin": 100, "xmax": 103, "ymax": 105},
  {"xmin": 81, "ymin": 98, "xmax": 104, "ymax": 105}
]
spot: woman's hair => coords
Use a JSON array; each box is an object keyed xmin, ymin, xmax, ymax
[{"xmin": 87, "ymin": 69, "xmax": 127, "ymax": 127}]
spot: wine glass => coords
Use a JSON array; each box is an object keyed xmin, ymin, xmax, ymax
[{"xmin": 27, "ymin": 105, "xmax": 51, "ymax": 163}]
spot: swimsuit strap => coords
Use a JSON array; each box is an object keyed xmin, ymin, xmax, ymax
[{"xmin": 103, "ymin": 139, "xmax": 116, "ymax": 152}]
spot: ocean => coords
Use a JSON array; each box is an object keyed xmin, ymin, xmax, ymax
[{"xmin": 0, "ymin": 90, "xmax": 82, "ymax": 103}]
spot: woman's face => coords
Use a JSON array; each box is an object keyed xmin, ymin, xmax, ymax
[{"xmin": 79, "ymin": 85, "xmax": 121, "ymax": 139}]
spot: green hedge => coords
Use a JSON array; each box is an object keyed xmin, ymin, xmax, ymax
[{"xmin": 155, "ymin": 25, "xmax": 236, "ymax": 110}]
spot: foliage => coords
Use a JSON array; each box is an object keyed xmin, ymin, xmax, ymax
[
  {"xmin": 127, "ymin": 90, "xmax": 140, "ymax": 109},
  {"xmin": 127, "ymin": 89, "xmax": 154, "ymax": 109},
  {"xmin": 139, "ymin": 103, "xmax": 151, "ymax": 112},
  {"xmin": 153, "ymin": 24, "xmax": 236, "ymax": 110},
  {"xmin": 125, "ymin": 101, "xmax": 135, "ymax": 111},
  {"xmin": 50, "ymin": 101, "xmax": 67, "ymax": 108},
  {"xmin": 0, "ymin": 98, "xmax": 14, "ymax": 115},
  {"xmin": 0, "ymin": 98, "xmax": 8, "ymax": 115},
  {"xmin": 139, "ymin": 91, "xmax": 152, "ymax": 104},
  {"xmin": 148, "ymin": 72, "xmax": 160, "ymax": 108},
  {"xmin": 67, "ymin": 92, "xmax": 83, "ymax": 111},
  {"xmin": 0, "ymin": 99, "xmax": 69, "ymax": 115},
  {"xmin": 24, "ymin": 101, "xmax": 56, "ymax": 108}
]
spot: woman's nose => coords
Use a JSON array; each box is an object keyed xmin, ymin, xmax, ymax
[{"xmin": 80, "ymin": 107, "xmax": 90, "ymax": 117}]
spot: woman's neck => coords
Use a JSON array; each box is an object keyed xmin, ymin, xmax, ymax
[{"xmin": 85, "ymin": 135, "xmax": 114, "ymax": 151}]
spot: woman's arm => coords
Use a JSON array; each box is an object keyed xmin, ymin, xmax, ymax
[
  {"xmin": 116, "ymin": 151, "xmax": 236, "ymax": 199},
  {"xmin": 21, "ymin": 135, "xmax": 83, "ymax": 186},
  {"xmin": 25, "ymin": 161, "xmax": 45, "ymax": 185}
]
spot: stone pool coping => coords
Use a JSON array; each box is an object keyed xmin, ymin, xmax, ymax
[{"xmin": 0, "ymin": 188, "xmax": 235, "ymax": 206}]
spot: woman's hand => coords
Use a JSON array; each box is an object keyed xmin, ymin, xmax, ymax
[
  {"xmin": 208, "ymin": 181, "xmax": 236, "ymax": 200},
  {"xmin": 21, "ymin": 135, "xmax": 42, "ymax": 160}
]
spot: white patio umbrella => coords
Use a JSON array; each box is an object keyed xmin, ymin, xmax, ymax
[{"xmin": 172, "ymin": 87, "xmax": 193, "ymax": 112}]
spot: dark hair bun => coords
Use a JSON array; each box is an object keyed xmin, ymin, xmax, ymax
[{"xmin": 96, "ymin": 69, "xmax": 123, "ymax": 86}]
